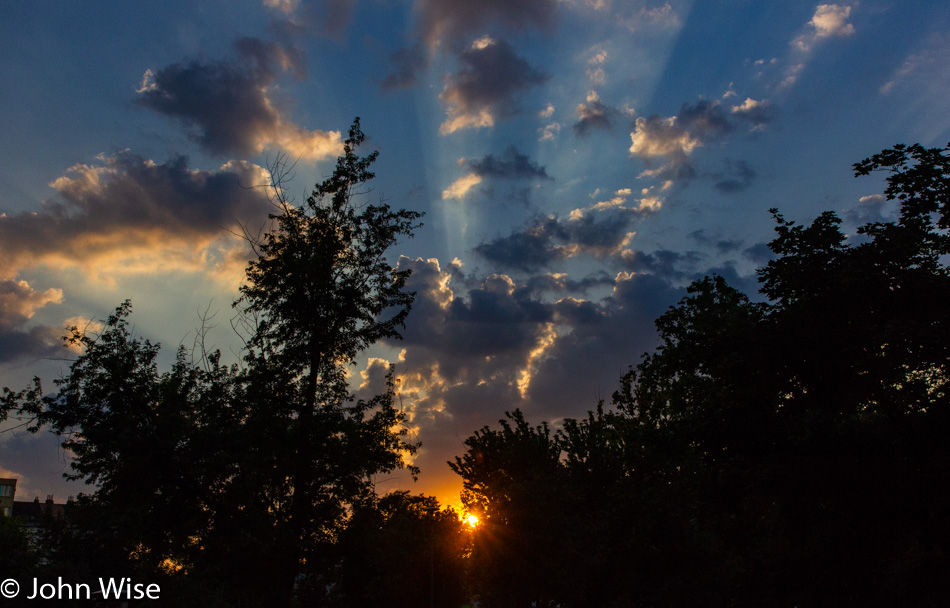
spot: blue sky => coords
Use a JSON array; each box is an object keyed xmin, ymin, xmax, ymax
[{"xmin": 1, "ymin": 0, "xmax": 948, "ymax": 507}]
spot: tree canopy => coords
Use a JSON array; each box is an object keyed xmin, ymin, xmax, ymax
[
  {"xmin": 4, "ymin": 139, "xmax": 950, "ymax": 607},
  {"xmin": 451, "ymin": 142, "xmax": 950, "ymax": 606},
  {"xmin": 2, "ymin": 119, "xmax": 427, "ymax": 607}
]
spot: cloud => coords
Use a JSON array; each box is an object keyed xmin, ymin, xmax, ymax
[
  {"xmin": 618, "ymin": 2, "xmax": 681, "ymax": 33},
  {"xmin": 382, "ymin": 0, "xmax": 558, "ymax": 88},
  {"xmin": 416, "ymin": 0, "xmax": 558, "ymax": 48},
  {"xmin": 743, "ymin": 242, "xmax": 774, "ymax": 265},
  {"xmin": 467, "ymin": 146, "xmax": 550, "ymax": 180},
  {"xmin": 880, "ymin": 33, "xmax": 950, "ymax": 99},
  {"xmin": 618, "ymin": 249, "xmax": 702, "ymax": 280},
  {"xmin": 573, "ymin": 91, "xmax": 623, "ymax": 136},
  {"xmin": 381, "ymin": 41, "xmax": 428, "ymax": 90},
  {"xmin": 712, "ymin": 159, "xmax": 757, "ymax": 194},
  {"xmin": 523, "ymin": 271, "xmax": 680, "ymax": 418},
  {"xmin": 689, "ymin": 229, "xmax": 744, "ymax": 254},
  {"xmin": 137, "ymin": 37, "xmax": 342, "ymax": 160},
  {"xmin": 795, "ymin": 4, "xmax": 855, "ymax": 51},
  {"xmin": 587, "ymin": 49, "xmax": 608, "ymax": 85},
  {"xmin": 0, "ymin": 279, "xmax": 65, "ymax": 364},
  {"xmin": 844, "ymin": 193, "xmax": 896, "ymax": 228},
  {"xmin": 0, "ymin": 152, "xmax": 271, "ymax": 281},
  {"xmin": 374, "ymin": 257, "xmax": 681, "ymax": 489},
  {"xmin": 730, "ymin": 97, "xmax": 775, "ymax": 130},
  {"xmin": 779, "ymin": 5, "xmax": 854, "ymax": 90},
  {"xmin": 439, "ymin": 37, "xmax": 548, "ymax": 134},
  {"xmin": 474, "ymin": 189, "xmax": 654, "ymax": 271},
  {"xmin": 676, "ymin": 99, "xmax": 735, "ymax": 138},
  {"xmin": 262, "ymin": 0, "xmax": 301, "ymax": 14},
  {"xmin": 630, "ymin": 115, "xmax": 702, "ymax": 159},
  {"xmin": 630, "ymin": 99, "xmax": 758, "ymax": 183},
  {"xmin": 442, "ymin": 173, "xmax": 484, "ymax": 200},
  {"xmin": 473, "ymin": 223, "xmax": 563, "ymax": 271},
  {"xmin": 442, "ymin": 146, "xmax": 549, "ymax": 200},
  {"xmin": 539, "ymin": 122, "xmax": 562, "ymax": 141}
]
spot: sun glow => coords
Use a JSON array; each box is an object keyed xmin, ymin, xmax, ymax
[{"xmin": 464, "ymin": 514, "xmax": 480, "ymax": 528}]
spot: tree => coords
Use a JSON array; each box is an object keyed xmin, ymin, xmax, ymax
[
  {"xmin": 610, "ymin": 142, "xmax": 950, "ymax": 604},
  {"xmin": 1, "ymin": 302, "xmax": 238, "ymax": 582},
  {"xmin": 449, "ymin": 143, "xmax": 950, "ymax": 606},
  {"xmin": 1, "ymin": 118, "xmax": 424, "ymax": 607},
  {"xmin": 330, "ymin": 492, "xmax": 470, "ymax": 608},
  {"xmin": 450, "ymin": 410, "xmax": 565, "ymax": 607},
  {"xmin": 232, "ymin": 117, "xmax": 423, "ymax": 605}
]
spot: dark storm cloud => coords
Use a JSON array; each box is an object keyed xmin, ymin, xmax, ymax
[
  {"xmin": 0, "ymin": 152, "xmax": 271, "ymax": 272},
  {"xmin": 439, "ymin": 38, "xmax": 548, "ymax": 133},
  {"xmin": 467, "ymin": 146, "xmax": 550, "ymax": 180},
  {"xmin": 137, "ymin": 38, "xmax": 339, "ymax": 159}
]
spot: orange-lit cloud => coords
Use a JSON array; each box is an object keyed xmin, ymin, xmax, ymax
[
  {"xmin": 137, "ymin": 38, "xmax": 342, "ymax": 161},
  {"xmin": 0, "ymin": 152, "xmax": 271, "ymax": 284},
  {"xmin": 439, "ymin": 37, "xmax": 548, "ymax": 135}
]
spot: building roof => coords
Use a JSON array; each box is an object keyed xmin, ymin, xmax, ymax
[{"xmin": 12, "ymin": 496, "xmax": 67, "ymax": 524}]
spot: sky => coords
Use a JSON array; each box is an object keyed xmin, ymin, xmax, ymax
[{"xmin": 1, "ymin": 0, "xmax": 949, "ymax": 509}]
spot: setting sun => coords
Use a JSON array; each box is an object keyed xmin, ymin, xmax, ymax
[{"xmin": 464, "ymin": 514, "xmax": 479, "ymax": 528}]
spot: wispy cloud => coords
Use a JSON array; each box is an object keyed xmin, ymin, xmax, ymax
[{"xmin": 779, "ymin": 4, "xmax": 855, "ymax": 89}]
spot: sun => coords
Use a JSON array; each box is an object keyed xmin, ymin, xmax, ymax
[{"xmin": 464, "ymin": 514, "xmax": 479, "ymax": 528}]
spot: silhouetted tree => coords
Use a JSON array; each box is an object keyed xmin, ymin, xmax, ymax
[
  {"xmin": 230, "ymin": 117, "xmax": 423, "ymax": 606},
  {"xmin": 1, "ymin": 302, "xmax": 239, "ymax": 592},
  {"xmin": 453, "ymin": 142, "xmax": 950, "ymax": 606},
  {"xmin": 330, "ymin": 492, "xmax": 470, "ymax": 607},
  {"xmin": 1, "ymin": 119, "xmax": 424, "ymax": 608},
  {"xmin": 610, "ymin": 142, "xmax": 950, "ymax": 605}
]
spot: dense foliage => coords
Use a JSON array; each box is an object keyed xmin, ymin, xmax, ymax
[
  {"xmin": 4, "ymin": 140, "xmax": 949, "ymax": 607},
  {"xmin": 452, "ymin": 142, "xmax": 950, "ymax": 606},
  {"xmin": 1, "ymin": 120, "xmax": 427, "ymax": 607}
]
